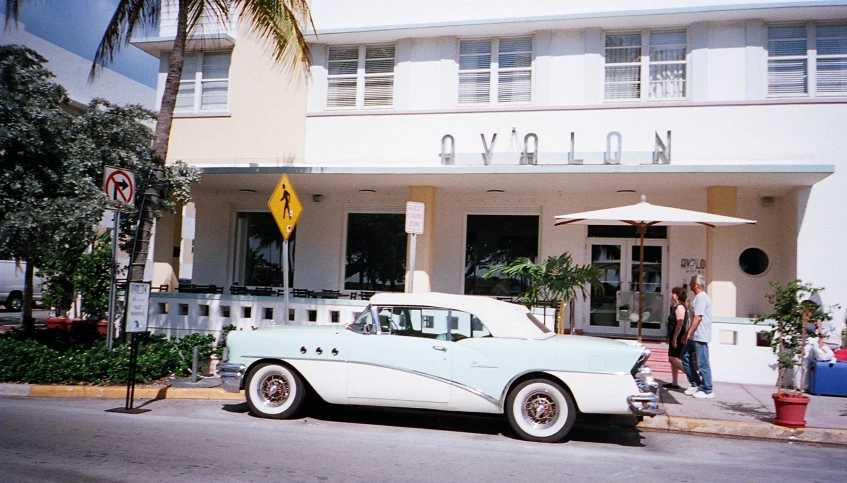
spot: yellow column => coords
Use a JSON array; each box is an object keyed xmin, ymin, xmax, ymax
[
  {"xmin": 407, "ymin": 186, "xmax": 436, "ymax": 292},
  {"xmin": 706, "ymin": 186, "xmax": 738, "ymax": 317}
]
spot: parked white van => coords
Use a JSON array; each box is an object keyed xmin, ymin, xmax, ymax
[{"xmin": 0, "ymin": 260, "xmax": 44, "ymax": 311}]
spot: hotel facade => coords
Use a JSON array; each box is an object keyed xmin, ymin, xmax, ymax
[{"xmin": 133, "ymin": 1, "xmax": 846, "ymax": 363}]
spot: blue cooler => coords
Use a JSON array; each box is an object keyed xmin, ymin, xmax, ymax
[{"xmin": 808, "ymin": 360, "xmax": 847, "ymax": 397}]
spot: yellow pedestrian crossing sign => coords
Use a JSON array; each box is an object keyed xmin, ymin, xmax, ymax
[{"xmin": 268, "ymin": 174, "xmax": 302, "ymax": 240}]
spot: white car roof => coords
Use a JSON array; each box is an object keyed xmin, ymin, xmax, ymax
[{"xmin": 369, "ymin": 292, "xmax": 553, "ymax": 340}]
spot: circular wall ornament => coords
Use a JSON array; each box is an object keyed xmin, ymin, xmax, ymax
[{"xmin": 739, "ymin": 248, "xmax": 769, "ymax": 276}]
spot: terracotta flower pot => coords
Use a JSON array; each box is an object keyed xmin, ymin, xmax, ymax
[
  {"xmin": 772, "ymin": 392, "xmax": 809, "ymax": 428},
  {"xmin": 45, "ymin": 317, "xmax": 71, "ymax": 330}
]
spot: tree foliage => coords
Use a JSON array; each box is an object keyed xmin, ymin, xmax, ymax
[
  {"xmin": 0, "ymin": 45, "xmax": 198, "ymax": 325},
  {"xmin": 484, "ymin": 253, "xmax": 604, "ymax": 333},
  {"xmin": 755, "ymin": 280, "xmax": 834, "ymax": 395}
]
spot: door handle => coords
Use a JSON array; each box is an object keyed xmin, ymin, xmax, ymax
[{"xmin": 432, "ymin": 346, "xmax": 447, "ymax": 352}]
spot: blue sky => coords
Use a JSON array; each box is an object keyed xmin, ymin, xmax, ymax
[{"xmin": 2, "ymin": 0, "xmax": 158, "ymax": 87}]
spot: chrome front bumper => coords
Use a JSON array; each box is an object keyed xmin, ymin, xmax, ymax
[
  {"xmin": 628, "ymin": 367, "xmax": 664, "ymax": 417},
  {"xmin": 219, "ymin": 363, "xmax": 246, "ymax": 393}
]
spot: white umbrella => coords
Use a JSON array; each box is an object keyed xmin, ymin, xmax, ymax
[{"xmin": 554, "ymin": 195, "xmax": 755, "ymax": 341}]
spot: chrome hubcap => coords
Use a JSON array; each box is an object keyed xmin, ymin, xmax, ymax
[
  {"xmin": 260, "ymin": 374, "xmax": 290, "ymax": 406},
  {"xmin": 523, "ymin": 392, "xmax": 557, "ymax": 426}
]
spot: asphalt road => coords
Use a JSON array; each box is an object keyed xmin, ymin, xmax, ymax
[{"xmin": 2, "ymin": 397, "xmax": 845, "ymax": 482}]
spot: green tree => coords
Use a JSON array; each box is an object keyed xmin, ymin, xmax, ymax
[
  {"xmin": 5, "ymin": 0, "xmax": 314, "ymax": 282},
  {"xmin": 485, "ymin": 253, "xmax": 603, "ymax": 334},
  {"xmin": 1, "ymin": 45, "xmax": 198, "ymax": 328},
  {"xmin": 0, "ymin": 45, "xmax": 77, "ymax": 330}
]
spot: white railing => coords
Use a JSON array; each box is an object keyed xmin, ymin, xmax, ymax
[{"xmin": 147, "ymin": 293, "xmax": 369, "ymax": 342}]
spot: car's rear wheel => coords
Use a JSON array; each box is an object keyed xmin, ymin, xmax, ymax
[
  {"xmin": 245, "ymin": 363, "xmax": 306, "ymax": 419},
  {"xmin": 506, "ymin": 378, "xmax": 576, "ymax": 442},
  {"xmin": 5, "ymin": 293, "xmax": 23, "ymax": 312}
]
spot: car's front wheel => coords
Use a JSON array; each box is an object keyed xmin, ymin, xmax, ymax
[
  {"xmin": 506, "ymin": 378, "xmax": 576, "ymax": 442},
  {"xmin": 245, "ymin": 363, "xmax": 306, "ymax": 419}
]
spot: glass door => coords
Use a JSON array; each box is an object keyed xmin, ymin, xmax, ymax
[{"xmin": 587, "ymin": 239, "xmax": 667, "ymax": 338}]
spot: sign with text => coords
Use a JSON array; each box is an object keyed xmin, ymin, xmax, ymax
[
  {"xmin": 125, "ymin": 282, "xmax": 151, "ymax": 333},
  {"xmin": 103, "ymin": 166, "xmax": 135, "ymax": 206},
  {"xmin": 405, "ymin": 202, "xmax": 425, "ymax": 234}
]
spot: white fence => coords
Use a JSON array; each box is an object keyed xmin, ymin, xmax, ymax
[{"xmin": 147, "ymin": 293, "xmax": 369, "ymax": 341}]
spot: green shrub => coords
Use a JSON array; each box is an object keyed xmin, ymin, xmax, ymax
[{"xmin": 0, "ymin": 330, "xmax": 216, "ymax": 384}]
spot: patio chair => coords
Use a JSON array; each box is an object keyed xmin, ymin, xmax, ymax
[{"xmin": 230, "ymin": 285, "xmax": 248, "ymax": 295}]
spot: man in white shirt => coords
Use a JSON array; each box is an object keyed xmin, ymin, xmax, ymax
[{"xmin": 681, "ymin": 274, "xmax": 714, "ymax": 399}]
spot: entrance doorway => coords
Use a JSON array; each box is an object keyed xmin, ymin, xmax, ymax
[{"xmin": 586, "ymin": 238, "xmax": 667, "ymax": 338}]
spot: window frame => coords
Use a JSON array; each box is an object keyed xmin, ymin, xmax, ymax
[
  {"xmin": 767, "ymin": 22, "xmax": 847, "ymax": 98},
  {"xmin": 175, "ymin": 50, "xmax": 232, "ymax": 113},
  {"xmin": 326, "ymin": 44, "xmax": 396, "ymax": 109},
  {"xmin": 457, "ymin": 36, "xmax": 534, "ymax": 106},
  {"xmin": 603, "ymin": 29, "xmax": 689, "ymax": 102}
]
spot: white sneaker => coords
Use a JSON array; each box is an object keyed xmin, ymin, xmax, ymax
[
  {"xmin": 684, "ymin": 386, "xmax": 699, "ymax": 396},
  {"xmin": 693, "ymin": 391, "xmax": 715, "ymax": 399}
]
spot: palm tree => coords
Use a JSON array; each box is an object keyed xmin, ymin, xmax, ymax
[
  {"xmin": 5, "ymin": 0, "xmax": 314, "ymax": 281},
  {"xmin": 485, "ymin": 253, "xmax": 603, "ymax": 334}
]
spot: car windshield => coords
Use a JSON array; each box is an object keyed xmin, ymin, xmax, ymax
[{"xmin": 347, "ymin": 307, "xmax": 375, "ymax": 334}]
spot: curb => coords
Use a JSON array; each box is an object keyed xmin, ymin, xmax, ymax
[
  {"xmin": 637, "ymin": 415, "xmax": 847, "ymax": 446},
  {"xmin": 3, "ymin": 383, "xmax": 845, "ymax": 445},
  {"xmin": 2, "ymin": 383, "xmax": 243, "ymax": 401}
]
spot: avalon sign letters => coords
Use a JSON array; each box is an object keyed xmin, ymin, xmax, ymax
[{"xmin": 440, "ymin": 130, "xmax": 671, "ymax": 166}]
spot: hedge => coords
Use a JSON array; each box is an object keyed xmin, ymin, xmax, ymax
[{"xmin": 0, "ymin": 328, "xmax": 215, "ymax": 385}]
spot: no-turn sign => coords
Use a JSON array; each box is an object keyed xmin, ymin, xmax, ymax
[{"xmin": 104, "ymin": 166, "xmax": 135, "ymax": 206}]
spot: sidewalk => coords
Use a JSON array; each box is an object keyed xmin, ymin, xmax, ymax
[
  {"xmin": 2, "ymin": 378, "xmax": 846, "ymax": 445},
  {"xmin": 639, "ymin": 378, "xmax": 847, "ymax": 446}
]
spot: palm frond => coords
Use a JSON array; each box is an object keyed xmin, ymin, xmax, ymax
[
  {"xmin": 90, "ymin": 0, "xmax": 159, "ymax": 80},
  {"xmin": 234, "ymin": 0, "xmax": 313, "ymax": 77}
]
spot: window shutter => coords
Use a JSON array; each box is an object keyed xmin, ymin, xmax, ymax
[
  {"xmin": 816, "ymin": 24, "xmax": 847, "ymax": 94},
  {"xmin": 176, "ymin": 54, "xmax": 199, "ymax": 111},
  {"xmin": 327, "ymin": 47, "xmax": 359, "ymax": 107},
  {"xmin": 459, "ymin": 40, "xmax": 492, "ymax": 104},
  {"xmin": 364, "ymin": 46, "xmax": 394, "ymax": 106},
  {"xmin": 648, "ymin": 30, "xmax": 686, "ymax": 98},
  {"xmin": 498, "ymin": 37, "xmax": 532, "ymax": 103},
  {"xmin": 605, "ymin": 33, "xmax": 642, "ymax": 99},
  {"xmin": 200, "ymin": 52, "xmax": 230, "ymax": 110},
  {"xmin": 768, "ymin": 26, "xmax": 808, "ymax": 95}
]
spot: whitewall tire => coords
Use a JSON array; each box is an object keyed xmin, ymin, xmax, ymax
[
  {"xmin": 245, "ymin": 363, "xmax": 306, "ymax": 419},
  {"xmin": 506, "ymin": 379, "xmax": 576, "ymax": 442}
]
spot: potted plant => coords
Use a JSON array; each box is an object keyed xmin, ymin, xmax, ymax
[
  {"xmin": 755, "ymin": 280, "xmax": 832, "ymax": 428},
  {"xmin": 484, "ymin": 253, "xmax": 603, "ymax": 334}
]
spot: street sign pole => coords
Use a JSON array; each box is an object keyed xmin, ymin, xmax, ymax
[
  {"xmin": 106, "ymin": 210, "xmax": 120, "ymax": 350},
  {"xmin": 407, "ymin": 234, "xmax": 417, "ymax": 293},
  {"xmin": 283, "ymin": 239, "xmax": 290, "ymax": 324}
]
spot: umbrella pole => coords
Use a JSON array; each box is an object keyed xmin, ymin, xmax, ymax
[{"xmin": 637, "ymin": 224, "xmax": 645, "ymax": 343}]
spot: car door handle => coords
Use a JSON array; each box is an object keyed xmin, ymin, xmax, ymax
[{"xmin": 432, "ymin": 346, "xmax": 446, "ymax": 352}]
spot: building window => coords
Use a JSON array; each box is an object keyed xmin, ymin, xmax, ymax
[
  {"xmin": 458, "ymin": 37, "xmax": 533, "ymax": 105},
  {"xmin": 327, "ymin": 45, "xmax": 395, "ymax": 108},
  {"xmin": 465, "ymin": 215, "xmax": 539, "ymax": 296},
  {"xmin": 345, "ymin": 213, "xmax": 405, "ymax": 291},
  {"xmin": 768, "ymin": 24, "xmax": 847, "ymax": 96},
  {"xmin": 233, "ymin": 212, "xmax": 295, "ymax": 286},
  {"xmin": 176, "ymin": 51, "xmax": 230, "ymax": 112},
  {"xmin": 605, "ymin": 30, "xmax": 687, "ymax": 100}
]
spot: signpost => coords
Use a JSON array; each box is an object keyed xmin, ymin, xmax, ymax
[
  {"xmin": 405, "ymin": 202, "xmax": 425, "ymax": 293},
  {"xmin": 103, "ymin": 167, "xmax": 135, "ymax": 350},
  {"xmin": 268, "ymin": 174, "xmax": 302, "ymax": 323}
]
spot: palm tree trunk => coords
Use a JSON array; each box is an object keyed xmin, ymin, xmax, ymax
[{"xmin": 128, "ymin": 1, "xmax": 188, "ymax": 282}]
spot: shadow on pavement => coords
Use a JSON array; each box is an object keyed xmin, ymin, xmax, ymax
[
  {"xmin": 221, "ymin": 399, "xmax": 645, "ymax": 446},
  {"xmin": 715, "ymin": 402, "xmax": 774, "ymax": 422}
]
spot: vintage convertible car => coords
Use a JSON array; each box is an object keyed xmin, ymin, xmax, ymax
[{"xmin": 220, "ymin": 292, "xmax": 661, "ymax": 442}]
